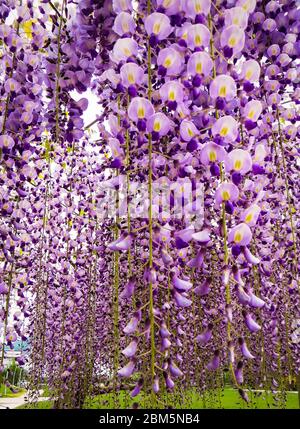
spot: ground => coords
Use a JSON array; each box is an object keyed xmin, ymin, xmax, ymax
[{"xmin": 15, "ymin": 388, "xmax": 299, "ymax": 409}]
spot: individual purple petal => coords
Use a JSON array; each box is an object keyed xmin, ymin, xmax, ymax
[
  {"xmin": 243, "ymin": 247, "xmax": 260, "ymax": 265},
  {"xmin": 123, "ymin": 313, "xmax": 139, "ymax": 335},
  {"xmin": 120, "ymin": 278, "xmax": 135, "ymax": 300},
  {"xmin": 173, "ymin": 290, "xmax": 192, "ymax": 308},
  {"xmin": 122, "ymin": 338, "xmax": 138, "ymax": 358},
  {"xmin": 240, "ymin": 204, "xmax": 261, "ymax": 226},
  {"xmin": 244, "ymin": 312, "xmax": 261, "ymax": 333},
  {"xmin": 194, "ymin": 278, "xmax": 211, "ymax": 296},
  {"xmin": 206, "ymin": 350, "xmax": 220, "ymax": 370},
  {"xmin": 248, "ymin": 290, "xmax": 265, "ymax": 308},
  {"xmin": 169, "ymin": 360, "xmax": 183, "ymax": 377},
  {"xmin": 147, "ymin": 112, "xmax": 172, "ymax": 137},
  {"xmin": 196, "ymin": 324, "xmax": 213, "ymax": 345},
  {"xmin": 179, "ymin": 120, "xmax": 199, "ymax": 141},
  {"xmin": 235, "ymin": 361, "xmax": 244, "ymax": 384},
  {"xmin": 238, "ymin": 337, "xmax": 255, "ymax": 359},
  {"xmin": 240, "ymin": 59, "xmax": 261, "ymax": 82},
  {"xmin": 182, "ymin": 0, "xmax": 211, "ymax": 18},
  {"xmin": 226, "ymin": 149, "xmax": 253, "ymax": 175},
  {"xmin": 172, "ymin": 275, "xmax": 193, "ymax": 292},
  {"xmin": 118, "ymin": 359, "xmax": 136, "ymax": 377},
  {"xmin": 128, "ymin": 97, "xmax": 155, "ymax": 122}
]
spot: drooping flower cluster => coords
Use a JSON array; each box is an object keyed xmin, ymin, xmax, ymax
[{"xmin": 0, "ymin": 0, "xmax": 299, "ymax": 410}]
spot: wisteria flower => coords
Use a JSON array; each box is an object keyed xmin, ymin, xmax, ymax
[{"xmin": 145, "ymin": 12, "xmax": 172, "ymax": 46}]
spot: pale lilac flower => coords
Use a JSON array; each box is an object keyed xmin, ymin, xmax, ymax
[
  {"xmin": 187, "ymin": 51, "xmax": 213, "ymax": 77},
  {"xmin": 179, "ymin": 120, "xmax": 199, "ymax": 141},
  {"xmin": 113, "ymin": 12, "xmax": 136, "ymax": 36},
  {"xmin": 240, "ymin": 59, "xmax": 261, "ymax": 82},
  {"xmin": 157, "ymin": 47, "xmax": 183, "ymax": 76},
  {"xmin": 215, "ymin": 182, "xmax": 239, "ymax": 205},
  {"xmin": 112, "ymin": 38, "xmax": 138, "ymax": 63},
  {"xmin": 157, "ymin": 0, "xmax": 181, "ymax": 15},
  {"xmin": 120, "ymin": 63, "xmax": 144, "ymax": 87},
  {"xmin": 243, "ymin": 100, "xmax": 262, "ymax": 122},
  {"xmin": 228, "ymin": 223, "xmax": 252, "ymax": 246},
  {"xmin": 237, "ymin": 0, "xmax": 257, "ymax": 13},
  {"xmin": 118, "ymin": 360, "xmax": 136, "ymax": 377},
  {"xmin": 240, "ymin": 204, "xmax": 261, "ymax": 226},
  {"xmin": 187, "ymin": 24, "xmax": 211, "ymax": 50},
  {"xmin": 147, "ymin": 112, "xmax": 172, "ymax": 138},
  {"xmin": 159, "ymin": 80, "xmax": 185, "ymax": 108},
  {"xmin": 182, "ymin": 0, "xmax": 211, "ymax": 18},
  {"xmin": 145, "ymin": 12, "xmax": 172, "ymax": 42},
  {"xmin": 209, "ymin": 75, "xmax": 237, "ymax": 100},
  {"xmin": 128, "ymin": 97, "xmax": 155, "ymax": 122},
  {"xmin": 224, "ymin": 7, "xmax": 249, "ymax": 29},
  {"xmin": 122, "ymin": 338, "xmax": 138, "ymax": 358},
  {"xmin": 220, "ymin": 25, "xmax": 245, "ymax": 57},
  {"xmin": 200, "ymin": 142, "xmax": 227, "ymax": 165},
  {"xmin": 0, "ymin": 134, "xmax": 15, "ymax": 149},
  {"xmin": 226, "ymin": 149, "xmax": 253, "ymax": 174},
  {"xmin": 212, "ymin": 115, "xmax": 239, "ymax": 143},
  {"xmin": 112, "ymin": 0, "xmax": 133, "ymax": 13}
]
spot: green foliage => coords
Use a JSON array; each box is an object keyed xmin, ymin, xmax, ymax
[{"xmin": 16, "ymin": 388, "xmax": 299, "ymax": 409}]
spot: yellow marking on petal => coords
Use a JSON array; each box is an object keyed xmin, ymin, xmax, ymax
[
  {"xmin": 137, "ymin": 107, "xmax": 145, "ymax": 118},
  {"xmin": 234, "ymin": 231, "xmax": 242, "ymax": 243},
  {"xmin": 164, "ymin": 57, "xmax": 172, "ymax": 67},
  {"xmin": 169, "ymin": 90, "xmax": 175, "ymax": 101},
  {"xmin": 128, "ymin": 73, "xmax": 135, "ymax": 84},
  {"xmin": 154, "ymin": 121, "xmax": 161, "ymax": 132},
  {"xmin": 195, "ymin": 2, "xmax": 202, "ymax": 13},
  {"xmin": 246, "ymin": 69, "xmax": 253, "ymax": 80},
  {"xmin": 219, "ymin": 86, "xmax": 227, "ymax": 97},
  {"xmin": 163, "ymin": 0, "xmax": 172, "ymax": 6},
  {"xmin": 195, "ymin": 34, "xmax": 202, "ymax": 45},
  {"xmin": 188, "ymin": 127, "xmax": 194, "ymax": 137},
  {"xmin": 234, "ymin": 159, "xmax": 242, "ymax": 170},
  {"xmin": 245, "ymin": 213, "xmax": 253, "ymax": 223},
  {"xmin": 248, "ymin": 110, "xmax": 255, "ymax": 119},
  {"xmin": 233, "ymin": 18, "xmax": 240, "ymax": 25},
  {"xmin": 182, "ymin": 31, "xmax": 188, "ymax": 40},
  {"xmin": 220, "ymin": 127, "xmax": 228, "ymax": 137},
  {"xmin": 153, "ymin": 22, "xmax": 161, "ymax": 35},
  {"xmin": 196, "ymin": 62, "xmax": 202, "ymax": 74},
  {"xmin": 209, "ymin": 151, "xmax": 216, "ymax": 162},
  {"xmin": 123, "ymin": 47, "xmax": 131, "ymax": 56},
  {"xmin": 228, "ymin": 37, "xmax": 236, "ymax": 47},
  {"xmin": 222, "ymin": 190, "xmax": 230, "ymax": 201},
  {"xmin": 122, "ymin": 20, "xmax": 129, "ymax": 33}
]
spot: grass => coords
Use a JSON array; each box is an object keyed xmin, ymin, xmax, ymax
[
  {"xmin": 0, "ymin": 384, "xmax": 26, "ymax": 398},
  {"xmin": 16, "ymin": 388, "xmax": 299, "ymax": 409}
]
